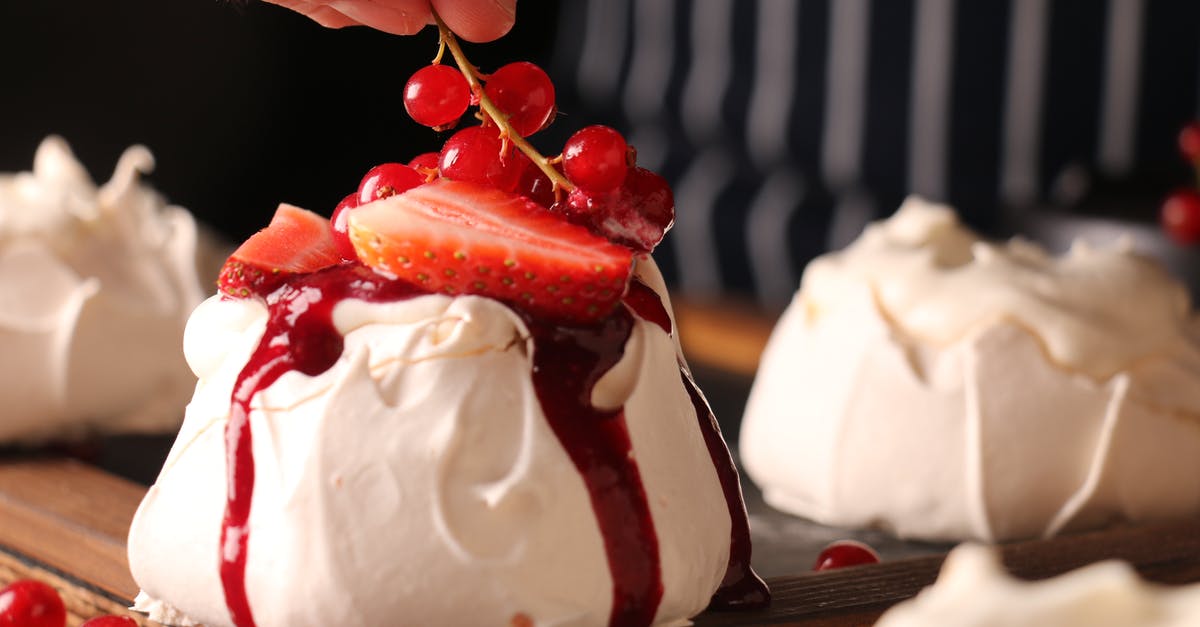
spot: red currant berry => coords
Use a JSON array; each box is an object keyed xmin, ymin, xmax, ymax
[
  {"xmin": 0, "ymin": 580, "xmax": 66, "ymax": 627},
  {"xmin": 438, "ymin": 125, "xmax": 524, "ymax": 191},
  {"xmin": 330, "ymin": 193, "xmax": 360, "ymax": 261},
  {"xmin": 1179, "ymin": 122, "xmax": 1200, "ymax": 163},
  {"xmin": 408, "ymin": 151, "xmax": 440, "ymax": 175},
  {"xmin": 1161, "ymin": 188, "xmax": 1200, "ymax": 245},
  {"xmin": 404, "ymin": 64, "xmax": 471, "ymax": 129},
  {"xmin": 563, "ymin": 125, "xmax": 630, "ymax": 193},
  {"xmin": 812, "ymin": 540, "xmax": 880, "ymax": 571},
  {"xmin": 559, "ymin": 167, "xmax": 674, "ymax": 253},
  {"xmin": 516, "ymin": 159, "xmax": 558, "ymax": 208},
  {"xmin": 356, "ymin": 163, "xmax": 424, "ymax": 206},
  {"xmin": 483, "ymin": 61, "xmax": 556, "ymax": 137},
  {"xmin": 80, "ymin": 616, "xmax": 138, "ymax": 627}
]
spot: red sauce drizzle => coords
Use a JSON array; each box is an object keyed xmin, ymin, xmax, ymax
[
  {"xmin": 680, "ymin": 369, "xmax": 770, "ymax": 610},
  {"xmin": 621, "ymin": 280, "xmax": 672, "ymax": 333},
  {"xmin": 520, "ymin": 305, "xmax": 663, "ymax": 626},
  {"xmin": 218, "ymin": 265, "xmax": 766, "ymax": 627},
  {"xmin": 219, "ymin": 264, "xmax": 422, "ymax": 627},
  {"xmin": 621, "ymin": 278, "xmax": 770, "ymax": 610}
]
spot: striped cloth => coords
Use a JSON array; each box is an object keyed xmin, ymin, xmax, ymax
[{"xmin": 547, "ymin": 0, "xmax": 1200, "ymax": 308}]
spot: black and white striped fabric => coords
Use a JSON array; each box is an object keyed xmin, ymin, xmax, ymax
[{"xmin": 548, "ymin": 0, "xmax": 1200, "ymax": 308}]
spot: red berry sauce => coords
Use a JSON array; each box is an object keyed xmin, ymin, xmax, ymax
[
  {"xmin": 219, "ymin": 264, "xmax": 424, "ymax": 627},
  {"xmin": 218, "ymin": 264, "xmax": 766, "ymax": 627},
  {"xmin": 680, "ymin": 370, "xmax": 769, "ymax": 609},
  {"xmin": 619, "ymin": 278, "xmax": 769, "ymax": 611},
  {"xmin": 520, "ymin": 307, "xmax": 662, "ymax": 625}
]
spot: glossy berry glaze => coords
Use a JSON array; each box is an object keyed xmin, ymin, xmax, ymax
[
  {"xmin": 219, "ymin": 263, "xmax": 766, "ymax": 627},
  {"xmin": 622, "ymin": 282, "xmax": 769, "ymax": 611}
]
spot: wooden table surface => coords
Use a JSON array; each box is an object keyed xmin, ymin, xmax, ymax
[{"xmin": 3, "ymin": 456, "xmax": 1200, "ymax": 626}]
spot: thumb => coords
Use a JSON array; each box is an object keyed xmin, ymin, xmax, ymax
[{"xmin": 431, "ymin": 0, "xmax": 517, "ymax": 43}]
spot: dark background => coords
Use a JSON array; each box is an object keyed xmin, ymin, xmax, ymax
[
  {"xmin": 0, "ymin": 0, "xmax": 561, "ymax": 243},
  {"xmin": 2, "ymin": 1, "xmax": 1199, "ymax": 302}
]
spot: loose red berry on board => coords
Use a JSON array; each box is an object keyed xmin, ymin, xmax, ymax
[
  {"xmin": 330, "ymin": 193, "xmax": 360, "ymax": 261},
  {"xmin": 813, "ymin": 540, "xmax": 880, "ymax": 571},
  {"xmin": 439, "ymin": 125, "xmax": 524, "ymax": 191},
  {"xmin": 563, "ymin": 125, "xmax": 630, "ymax": 193},
  {"xmin": 347, "ymin": 179, "xmax": 634, "ymax": 323},
  {"xmin": 1179, "ymin": 122, "xmax": 1200, "ymax": 163},
  {"xmin": 356, "ymin": 163, "xmax": 425, "ymax": 206},
  {"xmin": 483, "ymin": 61, "xmax": 556, "ymax": 137},
  {"xmin": 1161, "ymin": 188, "xmax": 1200, "ymax": 245},
  {"xmin": 404, "ymin": 64, "xmax": 471, "ymax": 129},
  {"xmin": 80, "ymin": 616, "xmax": 138, "ymax": 627},
  {"xmin": 0, "ymin": 580, "xmax": 66, "ymax": 627}
]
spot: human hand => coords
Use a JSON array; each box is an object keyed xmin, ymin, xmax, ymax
[{"xmin": 263, "ymin": 0, "xmax": 516, "ymax": 42}]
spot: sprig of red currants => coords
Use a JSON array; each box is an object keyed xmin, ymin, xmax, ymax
[
  {"xmin": 1160, "ymin": 122, "xmax": 1200, "ymax": 245},
  {"xmin": 330, "ymin": 11, "xmax": 675, "ymax": 261}
]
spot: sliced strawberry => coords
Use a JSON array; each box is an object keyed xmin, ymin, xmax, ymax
[
  {"xmin": 348, "ymin": 179, "xmax": 635, "ymax": 323},
  {"xmin": 218, "ymin": 203, "xmax": 342, "ymax": 298}
]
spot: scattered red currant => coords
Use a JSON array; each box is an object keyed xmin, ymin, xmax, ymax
[
  {"xmin": 483, "ymin": 62, "xmax": 556, "ymax": 137},
  {"xmin": 1179, "ymin": 122, "xmax": 1200, "ymax": 164},
  {"xmin": 330, "ymin": 193, "xmax": 360, "ymax": 261},
  {"xmin": 812, "ymin": 540, "xmax": 880, "ymax": 571},
  {"xmin": 0, "ymin": 580, "xmax": 66, "ymax": 627},
  {"xmin": 80, "ymin": 616, "xmax": 138, "ymax": 627},
  {"xmin": 404, "ymin": 64, "xmax": 471, "ymax": 129},
  {"xmin": 559, "ymin": 167, "xmax": 674, "ymax": 253},
  {"xmin": 563, "ymin": 125, "xmax": 630, "ymax": 193},
  {"xmin": 356, "ymin": 163, "xmax": 424, "ymax": 206},
  {"xmin": 1161, "ymin": 188, "xmax": 1200, "ymax": 245},
  {"xmin": 438, "ymin": 125, "xmax": 524, "ymax": 191}
]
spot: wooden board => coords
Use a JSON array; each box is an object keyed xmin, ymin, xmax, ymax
[
  {"xmin": 0, "ymin": 456, "xmax": 150, "ymax": 623},
  {"xmin": 674, "ymin": 297, "xmax": 776, "ymax": 378},
  {"xmin": 4, "ymin": 456, "xmax": 1200, "ymax": 626}
]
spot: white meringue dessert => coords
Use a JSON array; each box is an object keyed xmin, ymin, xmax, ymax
[
  {"xmin": 740, "ymin": 197, "xmax": 1200, "ymax": 542},
  {"xmin": 875, "ymin": 544, "xmax": 1200, "ymax": 627},
  {"xmin": 128, "ymin": 236, "xmax": 765, "ymax": 627},
  {"xmin": 0, "ymin": 136, "xmax": 208, "ymax": 443}
]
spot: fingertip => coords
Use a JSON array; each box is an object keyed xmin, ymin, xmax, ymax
[
  {"xmin": 327, "ymin": 0, "xmax": 432, "ymax": 36},
  {"xmin": 432, "ymin": 0, "xmax": 516, "ymax": 42}
]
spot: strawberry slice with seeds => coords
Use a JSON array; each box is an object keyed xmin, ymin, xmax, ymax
[
  {"xmin": 348, "ymin": 179, "xmax": 634, "ymax": 323},
  {"xmin": 218, "ymin": 203, "xmax": 342, "ymax": 298}
]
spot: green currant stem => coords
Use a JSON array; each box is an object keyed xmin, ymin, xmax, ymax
[{"xmin": 433, "ymin": 13, "xmax": 575, "ymax": 194}]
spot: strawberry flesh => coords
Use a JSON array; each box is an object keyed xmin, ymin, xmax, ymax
[
  {"xmin": 348, "ymin": 180, "xmax": 635, "ymax": 323},
  {"xmin": 218, "ymin": 203, "xmax": 342, "ymax": 298}
]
